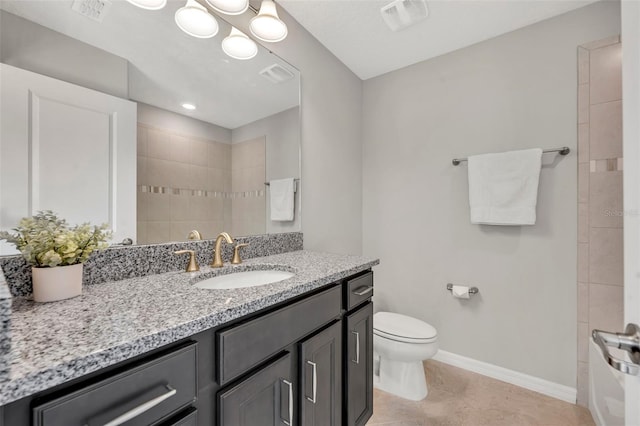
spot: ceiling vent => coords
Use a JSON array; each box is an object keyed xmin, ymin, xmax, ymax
[
  {"xmin": 259, "ymin": 64, "xmax": 294, "ymax": 84},
  {"xmin": 381, "ymin": 0, "xmax": 429, "ymax": 32},
  {"xmin": 71, "ymin": 0, "xmax": 112, "ymax": 22}
]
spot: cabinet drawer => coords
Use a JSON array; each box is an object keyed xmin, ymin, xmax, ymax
[
  {"xmin": 217, "ymin": 285, "xmax": 341, "ymax": 385},
  {"xmin": 33, "ymin": 343, "xmax": 197, "ymax": 426},
  {"xmin": 345, "ymin": 272, "xmax": 373, "ymax": 311},
  {"xmin": 162, "ymin": 408, "xmax": 197, "ymax": 426}
]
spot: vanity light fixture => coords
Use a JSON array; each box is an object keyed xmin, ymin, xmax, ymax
[
  {"xmin": 175, "ymin": 0, "xmax": 219, "ymax": 39},
  {"xmin": 249, "ymin": 0, "xmax": 287, "ymax": 43},
  {"xmin": 222, "ymin": 27, "xmax": 258, "ymax": 60},
  {"xmin": 205, "ymin": 0, "xmax": 248, "ymax": 16},
  {"xmin": 181, "ymin": 103, "xmax": 197, "ymax": 110},
  {"xmin": 124, "ymin": 0, "xmax": 166, "ymax": 10}
]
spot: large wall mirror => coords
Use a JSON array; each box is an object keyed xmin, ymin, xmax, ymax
[{"xmin": 0, "ymin": 0, "xmax": 301, "ymax": 254}]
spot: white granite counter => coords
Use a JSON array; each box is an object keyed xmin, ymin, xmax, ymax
[{"xmin": 0, "ymin": 250, "xmax": 378, "ymax": 405}]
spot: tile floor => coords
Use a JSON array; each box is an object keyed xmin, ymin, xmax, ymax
[{"xmin": 367, "ymin": 360, "xmax": 595, "ymax": 426}]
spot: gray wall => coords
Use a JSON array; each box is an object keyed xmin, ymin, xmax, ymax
[
  {"xmin": 0, "ymin": 10, "xmax": 128, "ymax": 98},
  {"xmin": 232, "ymin": 107, "xmax": 301, "ymax": 234},
  {"xmin": 224, "ymin": 10, "xmax": 363, "ymax": 255},
  {"xmin": 362, "ymin": 1, "xmax": 620, "ymax": 387}
]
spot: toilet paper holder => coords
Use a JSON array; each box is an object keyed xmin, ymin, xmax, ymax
[{"xmin": 446, "ymin": 283, "xmax": 479, "ymax": 295}]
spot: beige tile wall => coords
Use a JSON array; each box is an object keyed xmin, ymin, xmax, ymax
[
  {"xmin": 231, "ymin": 137, "xmax": 266, "ymax": 236},
  {"xmin": 137, "ymin": 123, "xmax": 232, "ymax": 243},
  {"xmin": 576, "ymin": 36, "xmax": 623, "ymax": 406}
]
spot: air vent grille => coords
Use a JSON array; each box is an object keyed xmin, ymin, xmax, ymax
[
  {"xmin": 71, "ymin": 0, "xmax": 112, "ymax": 22},
  {"xmin": 381, "ymin": 0, "xmax": 429, "ymax": 32},
  {"xmin": 259, "ymin": 64, "xmax": 295, "ymax": 84}
]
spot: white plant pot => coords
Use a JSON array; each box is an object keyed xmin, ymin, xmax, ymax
[{"xmin": 31, "ymin": 263, "xmax": 83, "ymax": 303}]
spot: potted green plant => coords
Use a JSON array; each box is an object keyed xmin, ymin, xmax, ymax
[{"xmin": 0, "ymin": 211, "xmax": 111, "ymax": 302}]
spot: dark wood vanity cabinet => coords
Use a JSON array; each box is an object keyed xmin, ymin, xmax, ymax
[
  {"xmin": 299, "ymin": 320, "xmax": 343, "ymax": 426},
  {"xmin": 343, "ymin": 272, "xmax": 374, "ymax": 426},
  {"xmin": 345, "ymin": 303, "xmax": 374, "ymax": 426},
  {"xmin": 33, "ymin": 343, "xmax": 198, "ymax": 426},
  {"xmin": 1, "ymin": 270, "xmax": 374, "ymax": 426},
  {"xmin": 218, "ymin": 352, "xmax": 294, "ymax": 425},
  {"xmin": 217, "ymin": 319, "xmax": 344, "ymax": 426}
]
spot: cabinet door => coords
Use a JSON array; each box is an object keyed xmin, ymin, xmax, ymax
[
  {"xmin": 299, "ymin": 321, "xmax": 342, "ymax": 426},
  {"xmin": 218, "ymin": 353, "xmax": 295, "ymax": 426},
  {"xmin": 345, "ymin": 302, "xmax": 373, "ymax": 426}
]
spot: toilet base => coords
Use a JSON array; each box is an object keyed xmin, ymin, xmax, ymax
[{"xmin": 374, "ymin": 355, "xmax": 428, "ymax": 401}]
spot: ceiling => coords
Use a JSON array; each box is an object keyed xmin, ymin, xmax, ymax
[
  {"xmin": 0, "ymin": 0, "xmax": 300, "ymax": 129},
  {"xmin": 279, "ymin": 0, "xmax": 599, "ymax": 80}
]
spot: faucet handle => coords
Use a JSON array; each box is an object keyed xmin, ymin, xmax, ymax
[
  {"xmin": 175, "ymin": 250, "xmax": 199, "ymax": 272},
  {"xmin": 187, "ymin": 230, "xmax": 202, "ymax": 240},
  {"xmin": 231, "ymin": 243, "xmax": 249, "ymax": 265}
]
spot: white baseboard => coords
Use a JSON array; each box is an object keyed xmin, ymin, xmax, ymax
[{"xmin": 432, "ymin": 350, "xmax": 577, "ymax": 404}]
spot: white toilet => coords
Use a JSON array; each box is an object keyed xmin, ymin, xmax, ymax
[{"xmin": 373, "ymin": 311, "xmax": 438, "ymax": 401}]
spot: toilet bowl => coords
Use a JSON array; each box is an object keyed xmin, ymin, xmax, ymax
[{"xmin": 373, "ymin": 311, "xmax": 438, "ymax": 401}]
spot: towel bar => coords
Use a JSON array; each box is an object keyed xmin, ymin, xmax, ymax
[
  {"xmin": 264, "ymin": 178, "xmax": 300, "ymax": 186},
  {"xmin": 452, "ymin": 147, "xmax": 570, "ymax": 166},
  {"xmin": 264, "ymin": 179, "xmax": 299, "ymax": 192}
]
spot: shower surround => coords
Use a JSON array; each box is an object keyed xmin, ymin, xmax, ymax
[{"xmin": 576, "ymin": 35, "xmax": 623, "ymax": 406}]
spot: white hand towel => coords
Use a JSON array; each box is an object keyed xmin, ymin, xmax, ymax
[
  {"xmin": 270, "ymin": 178, "xmax": 295, "ymax": 221},
  {"xmin": 468, "ymin": 148, "xmax": 542, "ymax": 225}
]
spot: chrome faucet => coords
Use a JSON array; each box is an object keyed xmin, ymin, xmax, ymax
[{"xmin": 211, "ymin": 232, "xmax": 234, "ymax": 268}]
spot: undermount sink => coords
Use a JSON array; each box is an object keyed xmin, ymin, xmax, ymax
[{"xmin": 194, "ymin": 270, "xmax": 295, "ymax": 290}]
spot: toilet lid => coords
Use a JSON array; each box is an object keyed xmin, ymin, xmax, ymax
[{"xmin": 373, "ymin": 312, "xmax": 437, "ymax": 343}]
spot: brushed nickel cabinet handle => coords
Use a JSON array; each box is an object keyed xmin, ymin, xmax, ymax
[
  {"xmin": 306, "ymin": 361, "xmax": 317, "ymax": 404},
  {"xmin": 351, "ymin": 331, "xmax": 360, "ymax": 364},
  {"xmin": 281, "ymin": 379, "xmax": 294, "ymax": 425},
  {"xmin": 100, "ymin": 385, "xmax": 176, "ymax": 426},
  {"xmin": 352, "ymin": 285, "xmax": 373, "ymax": 296}
]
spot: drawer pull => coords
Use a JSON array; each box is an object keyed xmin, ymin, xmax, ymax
[
  {"xmin": 281, "ymin": 379, "xmax": 294, "ymax": 426},
  {"xmin": 306, "ymin": 361, "xmax": 317, "ymax": 404},
  {"xmin": 351, "ymin": 331, "xmax": 360, "ymax": 364},
  {"xmin": 100, "ymin": 385, "xmax": 176, "ymax": 426},
  {"xmin": 352, "ymin": 285, "xmax": 373, "ymax": 296}
]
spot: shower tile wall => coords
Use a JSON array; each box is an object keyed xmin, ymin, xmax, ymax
[
  {"xmin": 231, "ymin": 137, "xmax": 266, "ymax": 236},
  {"xmin": 576, "ymin": 36, "xmax": 623, "ymax": 406},
  {"xmin": 137, "ymin": 124, "xmax": 232, "ymax": 244}
]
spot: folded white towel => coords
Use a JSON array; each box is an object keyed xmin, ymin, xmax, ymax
[
  {"xmin": 270, "ymin": 178, "xmax": 295, "ymax": 221},
  {"xmin": 468, "ymin": 148, "xmax": 542, "ymax": 225}
]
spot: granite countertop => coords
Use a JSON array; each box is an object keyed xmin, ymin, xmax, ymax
[{"xmin": 0, "ymin": 250, "xmax": 379, "ymax": 406}]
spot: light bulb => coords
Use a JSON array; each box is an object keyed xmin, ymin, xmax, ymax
[
  {"xmin": 125, "ymin": 0, "xmax": 167, "ymax": 10},
  {"xmin": 175, "ymin": 0, "xmax": 219, "ymax": 39},
  {"xmin": 222, "ymin": 27, "xmax": 258, "ymax": 60},
  {"xmin": 249, "ymin": 0, "xmax": 287, "ymax": 43},
  {"xmin": 205, "ymin": 0, "xmax": 248, "ymax": 16}
]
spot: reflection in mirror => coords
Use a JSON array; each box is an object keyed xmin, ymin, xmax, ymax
[{"xmin": 0, "ymin": 0, "xmax": 300, "ymax": 253}]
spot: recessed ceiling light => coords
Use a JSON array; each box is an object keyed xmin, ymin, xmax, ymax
[{"xmin": 182, "ymin": 103, "xmax": 196, "ymax": 110}]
